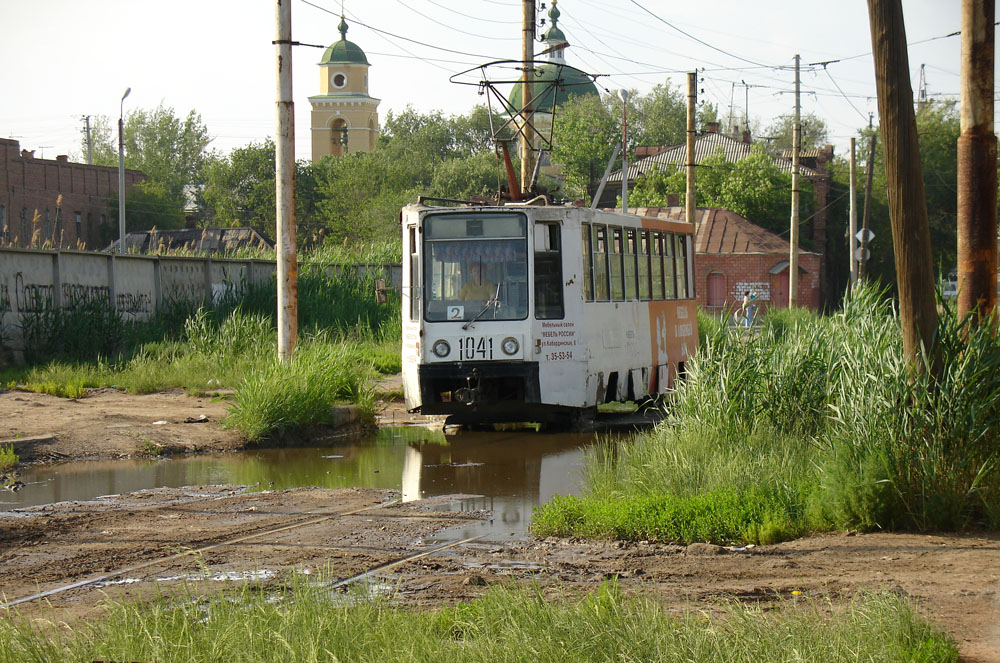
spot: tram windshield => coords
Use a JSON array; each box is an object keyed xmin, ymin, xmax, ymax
[{"xmin": 423, "ymin": 212, "xmax": 528, "ymax": 322}]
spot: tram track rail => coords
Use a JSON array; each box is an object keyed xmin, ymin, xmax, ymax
[{"xmin": 4, "ymin": 499, "xmax": 485, "ymax": 608}]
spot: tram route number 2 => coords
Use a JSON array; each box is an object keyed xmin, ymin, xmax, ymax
[
  {"xmin": 545, "ymin": 350, "xmax": 573, "ymax": 361},
  {"xmin": 458, "ymin": 336, "xmax": 493, "ymax": 360}
]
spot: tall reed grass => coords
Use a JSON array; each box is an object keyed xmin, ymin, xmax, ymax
[
  {"xmin": 0, "ymin": 581, "xmax": 956, "ymax": 663},
  {"xmin": 537, "ymin": 285, "xmax": 1000, "ymax": 542}
]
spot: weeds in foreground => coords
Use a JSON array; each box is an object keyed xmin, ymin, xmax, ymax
[
  {"xmin": 0, "ymin": 582, "xmax": 956, "ymax": 663},
  {"xmin": 0, "ymin": 444, "xmax": 17, "ymax": 471}
]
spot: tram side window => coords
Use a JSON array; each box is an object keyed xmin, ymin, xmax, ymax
[
  {"xmin": 675, "ymin": 233, "xmax": 689, "ymax": 299},
  {"xmin": 638, "ymin": 230, "xmax": 651, "ymax": 300},
  {"xmin": 408, "ymin": 226, "xmax": 419, "ymax": 320},
  {"xmin": 582, "ymin": 224, "xmax": 594, "ymax": 301},
  {"xmin": 651, "ymin": 231, "xmax": 664, "ymax": 300},
  {"xmin": 534, "ymin": 223, "xmax": 564, "ymax": 319},
  {"xmin": 610, "ymin": 226, "xmax": 624, "ymax": 301},
  {"xmin": 624, "ymin": 228, "xmax": 638, "ymax": 300},
  {"xmin": 664, "ymin": 231, "xmax": 677, "ymax": 299},
  {"xmin": 593, "ymin": 225, "xmax": 610, "ymax": 301}
]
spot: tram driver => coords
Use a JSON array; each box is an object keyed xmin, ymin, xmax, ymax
[{"xmin": 459, "ymin": 261, "xmax": 496, "ymax": 303}]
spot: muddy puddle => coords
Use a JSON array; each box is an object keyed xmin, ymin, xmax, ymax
[{"xmin": 2, "ymin": 426, "xmax": 610, "ymax": 542}]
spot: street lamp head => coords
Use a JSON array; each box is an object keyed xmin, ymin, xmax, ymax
[
  {"xmin": 122, "ymin": 87, "xmax": 131, "ymax": 102},
  {"xmin": 618, "ymin": 89, "xmax": 629, "ymax": 103}
]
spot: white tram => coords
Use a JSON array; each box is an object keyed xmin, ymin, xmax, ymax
[{"xmin": 401, "ymin": 200, "xmax": 698, "ymax": 425}]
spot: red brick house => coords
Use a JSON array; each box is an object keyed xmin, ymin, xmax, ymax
[
  {"xmin": 0, "ymin": 138, "xmax": 144, "ymax": 250},
  {"xmin": 633, "ymin": 206, "xmax": 822, "ymax": 315}
]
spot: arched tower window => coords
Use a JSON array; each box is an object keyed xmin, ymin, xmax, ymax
[{"xmin": 331, "ymin": 118, "xmax": 349, "ymax": 156}]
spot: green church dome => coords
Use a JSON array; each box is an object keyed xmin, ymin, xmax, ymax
[
  {"xmin": 542, "ymin": 0, "xmax": 565, "ymax": 42},
  {"xmin": 508, "ymin": 63, "xmax": 599, "ymax": 111},
  {"xmin": 320, "ymin": 16, "xmax": 369, "ymax": 66}
]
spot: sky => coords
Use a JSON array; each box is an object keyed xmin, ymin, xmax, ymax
[{"xmin": 0, "ymin": 0, "xmax": 982, "ymax": 165}]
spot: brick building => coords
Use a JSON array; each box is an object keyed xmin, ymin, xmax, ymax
[
  {"xmin": 634, "ymin": 206, "xmax": 822, "ymax": 315},
  {"xmin": 0, "ymin": 138, "xmax": 144, "ymax": 250}
]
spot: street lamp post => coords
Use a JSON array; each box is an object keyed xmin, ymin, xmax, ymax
[{"xmin": 118, "ymin": 87, "xmax": 131, "ymax": 253}]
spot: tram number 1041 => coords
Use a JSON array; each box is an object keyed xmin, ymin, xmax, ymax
[{"xmin": 458, "ymin": 336, "xmax": 493, "ymax": 360}]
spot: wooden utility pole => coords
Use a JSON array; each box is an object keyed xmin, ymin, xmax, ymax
[
  {"xmin": 275, "ymin": 0, "xmax": 298, "ymax": 362},
  {"xmin": 867, "ymin": 0, "xmax": 940, "ymax": 374},
  {"xmin": 957, "ymin": 0, "xmax": 997, "ymax": 326},
  {"xmin": 519, "ymin": 0, "xmax": 535, "ymax": 197},
  {"xmin": 859, "ymin": 127, "xmax": 877, "ymax": 280},
  {"xmin": 849, "ymin": 137, "xmax": 858, "ymax": 285},
  {"xmin": 788, "ymin": 54, "xmax": 801, "ymax": 308},
  {"xmin": 686, "ymin": 72, "xmax": 697, "ymax": 227}
]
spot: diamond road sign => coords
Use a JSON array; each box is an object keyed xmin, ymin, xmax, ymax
[{"xmin": 856, "ymin": 228, "xmax": 875, "ymax": 243}]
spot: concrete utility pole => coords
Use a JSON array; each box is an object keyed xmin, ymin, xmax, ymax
[
  {"xmin": 957, "ymin": 0, "xmax": 997, "ymax": 326},
  {"xmin": 620, "ymin": 89, "xmax": 629, "ymax": 212},
  {"xmin": 849, "ymin": 137, "xmax": 858, "ymax": 285},
  {"xmin": 859, "ymin": 120, "xmax": 877, "ymax": 281},
  {"xmin": 84, "ymin": 116, "xmax": 93, "ymax": 165},
  {"xmin": 686, "ymin": 72, "xmax": 697, "ymax": 227},
  {"xmin": 275, "ymin": 0, "xmax": 298, "ymax": 362},
  {"xmin": 867, "ymin": 0, "xmax": 941, "ymax": 375},
  {"xmin": 788, "ymin": 54, "xmax": 801, "ymax": 308},
  {"xmin": 519, "ymin": 0, "xmax": 535, "ymax": 197}
]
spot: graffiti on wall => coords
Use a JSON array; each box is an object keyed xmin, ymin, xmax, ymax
[
  {"xmin": 1, "ymin": 273, "xmax": 152, "ymax": 317},
  {"xmin": 117, "ymin": 292, "xmax": 153, "ymax": 316},
  {"xmin": 62, "ymin": 283, "xmax": 111, "ymax": 309},
  {"xmin": 14, "ymin": 273, "xmax": 55, "ymax": 313}
]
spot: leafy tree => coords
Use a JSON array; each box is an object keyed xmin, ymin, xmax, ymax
[
  {"xmin": 310, "ymin": 151, "xmax": 417, "ymax": 242},
  {"xmin": 833, "ymin": 100, "xmax": 960, "ymax": 290},
  {"xmin": 429, "ymin": 152, "xmax": 504, "ymax": 201},
  {"xmin": 550, "ymin": 93, "xmax": 619, "ymax": 197},
  {"xmin": 630, "ymin": 145, "xmax": 813, "ymax": 239},
  {"xmin": 201, "ymin": 140, "xmax": 277, "ymax": 231},
  {"xmin": 631, "ymin": 81, "xmax": 686, "ymax": 147},
  {"xmin": 84, "ymin": 104, "xmax": 213, "ymax": 231},
  {"xmin": 763, "ymin": 112, "xmax": 831, "ymax": 151}
]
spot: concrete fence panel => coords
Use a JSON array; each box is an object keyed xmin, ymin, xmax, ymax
[{"xmin": 1, "ymin": 248, "xmax": 403, "ymax": 357}]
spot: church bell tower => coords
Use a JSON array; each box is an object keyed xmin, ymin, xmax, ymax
[{"xmin": 309, "ymin": 15, "xmax": 380, "ymax": 161}]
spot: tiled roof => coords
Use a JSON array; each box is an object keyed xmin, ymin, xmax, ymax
[
  {"xmin": 609, "ymin": 132, "xmax": 819, "ymax": 182},
  {"xmin": 633, "ymin": 206, "xmax": 820, "ymax": 256}
]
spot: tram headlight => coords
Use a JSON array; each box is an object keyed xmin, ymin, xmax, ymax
[
  {"xmin": 501, "ymin": 336, "xmax": 520, "ymax": 356},
  {"xmin": 431, "ymin": 339, "xmax": 451, "ymax": 358}
]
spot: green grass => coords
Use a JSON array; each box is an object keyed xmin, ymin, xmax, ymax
[
  {"xmin": 5, "ymin": 261, "xmax": 402, "ymax": 441},
  {"xmin": 532, "ymin": 488, "xmax": 802, "ymax": 545},
  {"xmin": 223, "ymin": 336, "xmax": 377, "ymax": 442},
  {"xmin": 0, "ymin": 444, "xmax": 17, "ymax": 471},
  {"xmin": 0, "ymin": 582, "xmax": 956, "ymax": 663},
  {"xmin": 537, "ymin": 285, "xmax": 1000, "ymax": 544}
]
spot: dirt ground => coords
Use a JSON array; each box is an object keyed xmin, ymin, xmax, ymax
[
  {"xmin": 0, "ymin": 383, "xmax": 412, "ymax": 463},
  {"xmin": 0, "ymin": 387, "xmax": 998, "ymax": 662}
]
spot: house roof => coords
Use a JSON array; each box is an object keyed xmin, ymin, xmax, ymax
[
  {"xmin": 633, "ymin": 206, "xmax": 820, "ymax": 256},
  {"xmin": 608, "ymin": 132, "xmax": 820, "ymax": 182}
]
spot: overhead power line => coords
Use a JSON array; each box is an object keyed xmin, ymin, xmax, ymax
[
  {"xmin": 298, "ymin": 0, "xmax": 505, "ymax": 60},
  {"xmin": 422, "ymin": 0, "xmax": 519, "ymax": 24},
  {"xmin": 627, "ymin": 0, "xmax": 784, "ymax": 70},
  {"xmin": 393, "ymin": 0, "xmax": 519, "ymax": 41}
]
